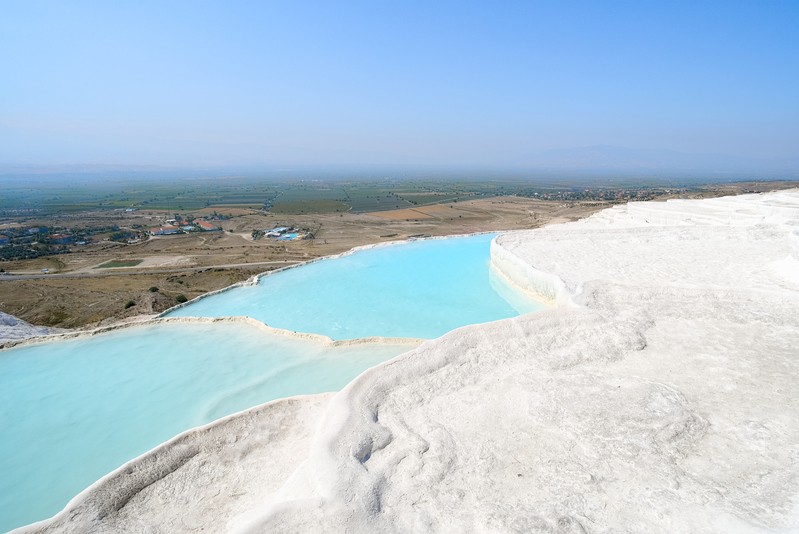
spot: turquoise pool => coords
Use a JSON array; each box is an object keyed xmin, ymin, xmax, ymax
[
  {"xmin": 166, "ymin": 233, "xmax": 543, "ymax": 339},
  {"xmin": 0, "ymin": 322, "xmax": 413, "ymax": 532},
  {"xmin": 2, "ymin": 232, "xmax": 544, "ymax": 531}
]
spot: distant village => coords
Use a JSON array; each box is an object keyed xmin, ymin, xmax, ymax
[
  {"xmin": 0, "ymin": 210, "xmax": 317, "ymax": 262},
  {"xmin": 0, "ymin": 225, "xmax": 110, "ymax": 262},
  {"xmin": 519, "ymin": 187, "xmax": 682, "ymax": 202},
  {"xmin": 251, "ymin": 226, "xmax": 313, "ymax": 242},
  {"xmin": 0, "ymin": 214, "xmax": 227, "ymax": 262},
  {"xmin": 149, "ymin": 214, "xmax": 221, "ymax": 236}
]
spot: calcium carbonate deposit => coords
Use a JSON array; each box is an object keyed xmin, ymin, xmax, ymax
[
  {"xmin": 0, "ymin": 312, "xmax": 63, "ymax": 344},
  {"xmin": 19, "ymin": 190, "xmax": 799, "ymax": 534}
]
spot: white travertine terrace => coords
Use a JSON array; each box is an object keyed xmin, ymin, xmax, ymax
[
  {"xmin": 19, "ymin": 189, "xmax": 799, "ymax": 533},
  {"xmin": 0, "ymin": 312, "xmax": 63, "ymax": 344}
]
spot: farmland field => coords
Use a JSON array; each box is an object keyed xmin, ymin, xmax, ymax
[
  {"xmin": 269, "ymin": 200, "xmax": 350, "ymax": 214},
  {"xmin": 341, "ymin": 186, "xmax": 414, "ymax": 212},
  {"xmin": 95, "ymin": 259, "xmax": 143, "ymax": 269},
  {"xmin": 0, "ymin": 172, "xmax": 726, "ymax": 218}
]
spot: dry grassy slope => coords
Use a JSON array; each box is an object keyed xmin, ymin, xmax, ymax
[{"xmin": 0, "ymin": 268, "xmax": 266, "ymax": 328}]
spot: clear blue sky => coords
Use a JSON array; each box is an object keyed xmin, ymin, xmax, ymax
[{"xmin": 1, "ymin": 0, "xmax": 797, "ymax": 167}]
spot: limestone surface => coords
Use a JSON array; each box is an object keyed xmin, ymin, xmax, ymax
[
  {"xmin": 17, "ymin": 394, "xmax": 332, "ymax": 533},
  {"xmin": 0, "ymin": 312, "xmax": 63, "ymax": 344}
]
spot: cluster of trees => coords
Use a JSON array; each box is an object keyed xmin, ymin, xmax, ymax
[
  {"xmin": 0, "ymin": 243, "xmax": 67, "ymax": 261},
  {"xmin": 109, "ymin": 230, "xmax": 145, "ymax": 242},
  {"xmin": 0, "ymin": 224, "xmax": 151, "ymax": 260},
  {"xmin": 206, "ymin": 211, "xmax": 231, "ymax": 220},
  {"xmin": 124, "ymin": 289, "xmax": 188, "ymax": 311}
]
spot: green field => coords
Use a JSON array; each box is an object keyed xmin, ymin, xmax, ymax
[
  {"xmin": 269, "ymin": 200, "xmax": 350, "ymax": 214},
  {"xmin": 0, "ymin": 172, "xmax": 715, "ymax": 219},
  {"xmin": 341, "ymin": 187, "xmax": 414, "ymax": 212},
  {"xmin": 0, "ymin": 174, "xmax": 507, "ymax": 216},
  {"xmin": 0, "ymin": 177, "xmax": 282, "ymax": 214},
  {"xmin": 94, "ymin": 259, "xmax": 143, "ymax": 269}
]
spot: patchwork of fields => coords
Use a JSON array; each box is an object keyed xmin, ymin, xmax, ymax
[{"xmin": 1, "ymin": 177, "xmax": 496, "ymax": 216}]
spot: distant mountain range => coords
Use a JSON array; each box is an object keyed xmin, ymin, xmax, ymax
[
  {"xmin": 0, "ymin": 145, "xmax": 796, "ymax": 181},
  {"xmin": 520, "ymin": 145, "xmax": 799, "ymax": 178}
]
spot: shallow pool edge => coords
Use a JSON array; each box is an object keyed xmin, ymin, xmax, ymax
[
  {"xmin": 0, "ymin": 316, "xmax": 425, "ymax": 352},
  {"xmin": 8, "ymin": 392, "xmax": 334, "ymax": 534},
  {"xmin": 490, "ymin": 235, "xmax": 576, "ymax": 308},
  {"xmin": 159, "ymin": 230, "xmax": 509, "ymax": 319}
]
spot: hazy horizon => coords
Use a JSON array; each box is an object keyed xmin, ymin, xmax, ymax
[
  {"xmin": 2, "ymin": 1, "xmax": 797, "ymax": 172},
  {"xmin": 2, "ymin": 143, "xmax": 797, "ymax": 182}
]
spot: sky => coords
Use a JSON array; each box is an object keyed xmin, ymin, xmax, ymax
[{"xmin": 1, "ymin": 0, "xmax": 798, "ymax": 170}]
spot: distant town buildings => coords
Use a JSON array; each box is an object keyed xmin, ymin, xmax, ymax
[
  {"xmin": 148, "ymin": 219, "xmax": 219, "ymax": 236},
  {"xmin": 261, "ymin": 226, "xmax": 311, "ymax": 241},
  {"xmin": 49, "ymin": 234, "xmax": 75, "ymax": 245},
  {"xmin": 195, "ymin": 219, "xmax": 220, "ymax": 231},
  {"xmin": 149, "ymin": 225, "xmax": 181, "ymax": 236},
  {"xmin": 0, "ymin": 216, "xmax": 226, "ymax": 261},
  {"xmin": 265, "ymin": 226, "xmax": 290, "ymax": 238}
]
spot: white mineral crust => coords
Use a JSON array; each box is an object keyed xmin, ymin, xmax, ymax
[
  {"xmin": 20, "ymin": 190, "xmax": 799, "ymax": 533},
  {"xmin": 0, "ymin": 312, "xmax": 63, "ymax": 344}
]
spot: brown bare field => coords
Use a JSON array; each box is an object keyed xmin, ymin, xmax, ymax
[
  {"xmin": 190, "ymin": 207, "xmax": 261, "ymax": 217},
  {"xmin": 368, "ymin": 208, "xmax": 436, "ymax": 220},
  {"xmin": 0, "ymin": 267, "xmax": 267, "ymax": 328},
  {"xmin": 367, "ymin": 204, "xmax": 484, "ymax": 220}
]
